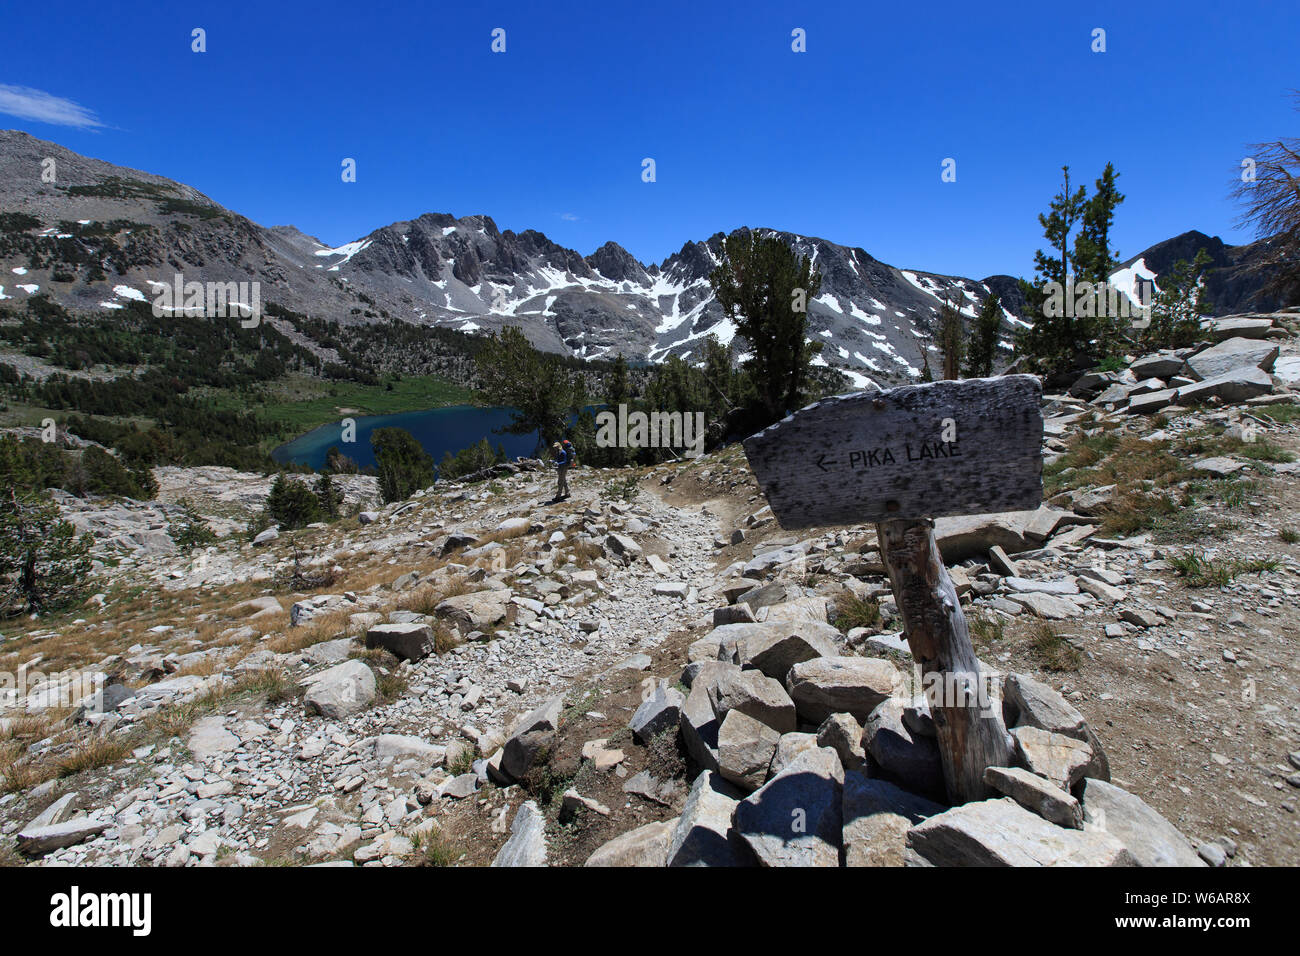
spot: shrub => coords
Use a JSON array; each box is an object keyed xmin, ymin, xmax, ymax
[
  {"xmin": 264, "ymin": 474, "xmax": 323, "ymax": 530},
  {"xmin": 603, "ymin": 473, "xmax": 640, "ymax": 503},
  {"xmin": 170, "ymin": 498, "xmax": 217, "ymax": 552},
  {"xmin": 439, "ymin": 438, "xmax": 506, "ymax": 480}
]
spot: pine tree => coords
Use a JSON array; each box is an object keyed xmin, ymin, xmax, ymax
[
  {"xmin": 475, "ymin": 326, "xmax": 581, "ymax": 450},
  {"xmin": 1074, "ymin": 162, "xmax": 1128, "ymax": 355},
  {"xmin": 965, "ymin": 292, "xmax": 1003, "ymax": 378},
  {"xmin": 0, "ymin": 489, "xmax": 94, "ymax": 616},
  {"xmin": 597, "ymin": 353, "xmax": 633, "ymax": 467},
  {"xmin": 606, "ymin": 353, "xmax": 631, "ymax": 408},
  {"xmin": 371, "ymin": 427, "xmax": 435, "ymax": 503},
  {"xmin": 937, "ymin": 295, "xmax": 965, "ymax": 380},
  {"xmin": 709, "ymin": 231, "xmax": 822, "ymax": 426},
  {"xmin": 314, "ymin": 473, "xmax": 341, "ymax": 519},
  {"xmin": 1015, "ymin": 165, "xmax": 1116, "ymax": 376},
  {"xmin": 643, "ymin": 355, "xmax": 710, "ymax": 461},
  {"xmin": 1036, "ymin": 166, "xmax": 1088, "ymax": 290},
  {"xmin": 324, "ymin": 446, "xmax": 359, "ymax": 474},
  {"xmin": 170, "ymin": 498, "xmax": 217, "ymax": 551},
  {"xmin": 700, "ymin": 334, "xmax": 738, "ymax": 419},
  {"xmin": 1073, "ymin": 163, "xmax": 1125, "ymax": 283}
]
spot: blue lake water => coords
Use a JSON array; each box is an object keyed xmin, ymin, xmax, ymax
[{"xmin": 271, "ymin": 405, "xmax": 540, "ymax": 471}]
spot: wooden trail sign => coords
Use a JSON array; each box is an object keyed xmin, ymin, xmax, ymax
[
  {"xmin": 742, "ymin": 375, "xmax": 1043, "ymax": 529},
  {"xmin": 742, "ymin": 376, "xmax": 1044, "ymax": 804}
]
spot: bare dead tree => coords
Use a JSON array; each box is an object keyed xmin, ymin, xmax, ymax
[{"xmin": 1231, "ymin": 91, "xmax": 1300, "ymax": 303}]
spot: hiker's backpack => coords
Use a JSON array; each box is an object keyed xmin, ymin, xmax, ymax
[{"xmin": 561, "ymin": 439, "xmax": 576, "ymax": 466}]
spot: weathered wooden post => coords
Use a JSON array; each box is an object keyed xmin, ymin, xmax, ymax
[{"xmin": 743, "ymin": 375, "xmax": 1043, "ymax": 803}]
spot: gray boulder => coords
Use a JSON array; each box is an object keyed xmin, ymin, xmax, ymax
[
  {"xmin": 1184, "ymin": 337, "xmax": 1278, "ymax": 380},
  {"xmin": 490, "ymin": 801, "xmax": 547, "ymax": 867},
  {"xmin": 500, "ymin": 696, "xmax": 564, "ymax": 781},
  {"xmin": 667, "ymin": 771, "xmax": 753, "ymax": 867},
  {"xmin": 734, "ymin": 747, "xmax": 844, "ymax": 867},
  {"xmin": 717, "ymin": 710, "xmax": 781, "ymax": 792},
  {"xmin": 1177, "ymin": 367, "xmax": 1273, "ymax": 405},
  {"xmin": 712, "ymin": 604, "xmax": 757, "ymax": 626},
  {"xmin": 585, "ymin": 819, "xmax": 678, "ymax": 867},
  {"xmin": 365, "ymin": 622, "xmax": 435, "ymax": 662},
  {"xmin": 863, "ymin": 698, "xmax": 946, "ymax": 801},
  {"xmin": 1003, "ymin": 673, "xmax": 1086, "ymax": 737},
  {"xmin": 1003, "ymin": 672, "xmax": 1109, "ymax": 781},
  {"xmin": 758, "ymin": 596, "xmax": 829, "ymax": 624},
  {"xmin": 984, "ymin": 765, "xmax": 1083, "ymax": 828},
  {"xmin": 1126, "ymin": 388, "xmax": 1178, "ymax": 415},
  {"xmin": 769, "ymin": 731, "xmax": 820, "ymax": 777},
  {"xmin": 736, "ymin": 581, "xmax": 787, "ymax": 611},
  {"xmin": 1207, "ymin": 316, "xmax": 1275, "ymax": 341},
  {"xmin": 1011, "ymin": 726, "xmax": 1093, "ymax": 791},
  {"xmin": 629, "ymin": 680, "xmax": 685, "ymax": 744},
  {"xmin": 679, "ymin": 676, "xmax": 724, "ymax": 773},
  {"xmin": 604, "ymin": 532, "xmax": 642, "ymax": 559},
  {"xmin": 843, "ymin": 772, "xmax": 945, "ymax": 867},
  {"xmin": 17, "ymin": 817, "xmax": 109, "ymax": 856},
  {"xmin": 907, "ymin": 798, "xmax": 1136, "ymax": 866},
  {"xmin": 1129, "ymin": 352, "xmax": 1186, "ymax": 379},
  {"xmin": 435, "ymin": 590, "xmax": 510, "ymax": 632},
  {"xmin": 714, "ymin": 622, "xmax": 839, "ymax": 682},
  {"xmin": 707, "ymin": 667, "xmax": 797, "ymax": 733},
  {"xmin": 374, "ymin": 734, "xmax": 445, "ymax": 767},
  {"xmin": 816, "ymin": 712, "xmax": 866, "ymax": 771},
  {"xmin": 1080, "ymin": 778, "xmax": 1205, "ymax": 866},
  {"xmin": 786, "ymin": 656, "xmax": 903, "ymax": 724},
  {"xmin": 933, "ymin": 506, "xmax": 1070, "ymax": 561},
  {"xmin": 303, "ymin": 660, "xmax": 375, "ymax": 719}
]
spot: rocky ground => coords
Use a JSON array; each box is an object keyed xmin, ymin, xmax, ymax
[{"xmin": 1, "ymin": 312, "xmax": 1297, "ymax": 867}]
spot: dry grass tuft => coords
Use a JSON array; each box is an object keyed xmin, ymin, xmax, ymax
[
  {"xmin": 56, "ymin": 735, "xmax": 131, "ymax": 778},
  {"xmin": 1027, "ymin": 621, "xmax": 1082, "ymax": 672}
]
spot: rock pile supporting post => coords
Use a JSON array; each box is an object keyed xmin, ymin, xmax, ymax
[{"xmin": 877, "ymin": 517, "xmax": 1012, "ymax": 803}]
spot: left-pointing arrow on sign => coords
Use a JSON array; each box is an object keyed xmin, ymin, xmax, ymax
[{"xmin": 815, "ymin": 453, "xmax": 838, "ymax": 472}]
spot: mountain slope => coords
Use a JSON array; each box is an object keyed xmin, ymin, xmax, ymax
[
  {"xmin": 3, "ymin": 129, "xmax": 1283, "ymax": 388},
  {"xmin": 1109, "ymin": 229, "xmax": 1295, "ymax": 316}
]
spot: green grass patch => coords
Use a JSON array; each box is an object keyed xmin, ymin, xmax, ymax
[
  {"xmin": 832, "ymin": 592, "xmax": 882, "ymax": 631},
  {"xmin": 1204, "ymin": 477, "xmax": 1257, "ymax": 510},
  {"xmin": 1168, "ymin": 551, "xmax": 1279, "ymax": 588},
  {"xmin": 1254, "ymin": 403, "xmax": 1300, "ymax": 424},
  {"xmin": 1232, "ymin": 440, "xmax": 1296, "ymax": 463},
  {"xmin": 204, "ymin": 372, "xmax": 475, "ymax": 442}
]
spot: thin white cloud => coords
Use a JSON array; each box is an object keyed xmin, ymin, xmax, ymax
[
  {"xmin": 0, "ymin": 84, "xmax": 103, "ymax": 128},
  {"xmin": 559, "ymin": 212, "xmax": 580, "ymax": 221}
]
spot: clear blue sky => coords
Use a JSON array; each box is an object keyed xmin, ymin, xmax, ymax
[{"xmin": 2, "ymin": 0, "xmax": 1296, "ymax": 279}]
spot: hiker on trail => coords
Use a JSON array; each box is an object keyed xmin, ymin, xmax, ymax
[{"xmin": 552, "ymin": 439, "xmax": 574, "ymax": 500}]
